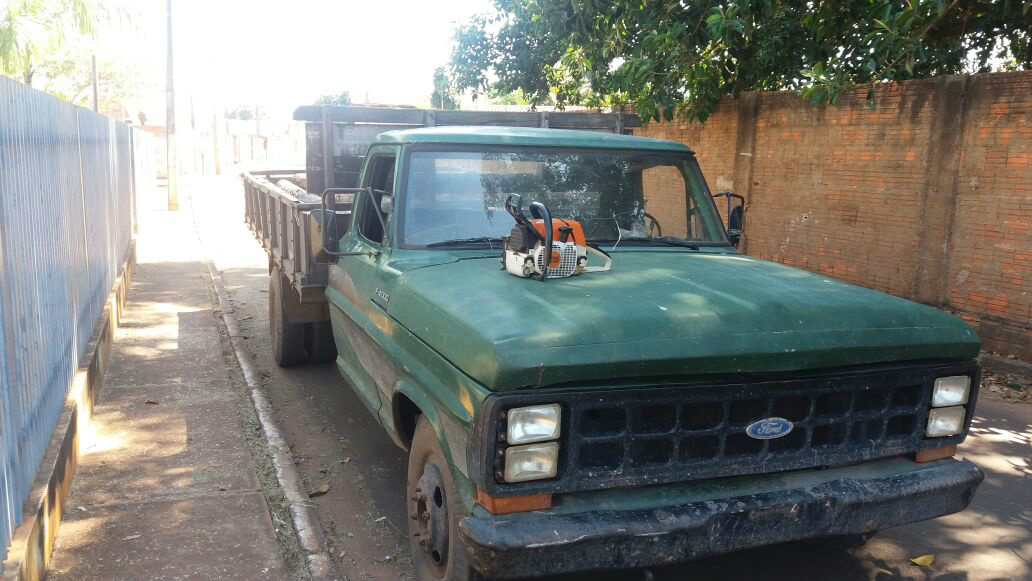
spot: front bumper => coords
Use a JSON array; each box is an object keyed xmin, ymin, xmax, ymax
[{"xmin": 459, "ymin": 458, "xmax": 983, "ymax": 578}]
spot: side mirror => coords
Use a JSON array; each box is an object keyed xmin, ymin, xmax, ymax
[
  {"xmin": 315, "ymin": 188, "xmax": 361, "ymax": 262},
  {"xmin": 712, "ymin": 192, "xmax": 745, "ymax": 249},
  {"xmin": 728, "ymin": 205, "xmax": 744, "ymax": 247}
]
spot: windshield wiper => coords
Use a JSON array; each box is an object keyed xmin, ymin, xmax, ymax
[
  {"xmin": 616, "ymin": 236, "xmax": 700, "ymax": 250},
  {"xmin": 425, "ymin": 237, "xmax": 503, "ymax": 248}
]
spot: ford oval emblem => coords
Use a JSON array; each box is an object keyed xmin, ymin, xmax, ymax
[{"xmin": 746, "ymin": 417, "xmax": 794, "ymax": 440}]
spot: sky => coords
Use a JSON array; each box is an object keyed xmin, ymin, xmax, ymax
[{"xmin": 124, "ymin": 0, "xmax": 494, "ymax": 123}]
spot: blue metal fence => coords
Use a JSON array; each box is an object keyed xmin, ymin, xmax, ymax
[{"xmin": 0, "ymin": 75, "xmax": 137, "ymax": 565}]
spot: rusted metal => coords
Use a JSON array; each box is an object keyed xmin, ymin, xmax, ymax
[
  {"xmin": 459, "ymin": 459, "xmax": 984, "ymax": 579},
  {"xmin": 241, "ymin": 170, "xmax": 335, "ymax": 307}
]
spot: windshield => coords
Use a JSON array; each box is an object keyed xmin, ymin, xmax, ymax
[{"xmin": 399, "ymin": 147, "xmax": 728, "ymax": 248}]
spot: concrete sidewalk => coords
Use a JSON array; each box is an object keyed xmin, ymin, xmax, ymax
[{"xmin": 45, "ymin": 204, "xmax": 294, "ymax": 580}]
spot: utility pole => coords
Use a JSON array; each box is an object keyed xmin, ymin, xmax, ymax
[
  {"xmin": 212, "ymin": 107, "xmax": 222, "ymax": 176},
  {"xmin": 91, "ymin": 55, "xmax": 99, "ymax": 112},
  {"xmin": 165, "ymin": 0, "xmax": 179, "ymax": 211}
]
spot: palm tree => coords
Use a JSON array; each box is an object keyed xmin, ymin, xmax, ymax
[{"xmin": 0, "ymin": 0, "xmax": 98, "ymax": 86}]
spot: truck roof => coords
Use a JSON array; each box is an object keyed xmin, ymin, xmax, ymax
[{"xmin": 374, "ymin": 126, "xmax": 694, "ymax": 154}]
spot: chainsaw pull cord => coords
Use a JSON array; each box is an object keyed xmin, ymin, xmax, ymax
[{"xmin": 529, "ymin": 201, "xmax": 552, "ymax": 282}]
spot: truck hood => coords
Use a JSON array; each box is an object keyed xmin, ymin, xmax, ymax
[{"xmin": 386, "ymin": 251, "xmax": 979, "ymax": 390}]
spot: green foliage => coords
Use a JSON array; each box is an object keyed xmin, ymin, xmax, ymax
[
  {"xmin": 450, "ymin": 0, "xmax": 1032, "ymax": 122},
  {"xmin": 487, "ymin": 87, "xmax": 543, "ymax": 106},
  {"xmin": 314, "ymin": 91, "xmax": 352, "ymax": 106},
  {"xmin": 431, "ymin": 66, "xmax": 459, "ymax": 109},
  {"xmin": 37, "ymin": 45, "xmax": 151, "ymax": 112},
  {"xmin": 0, "ymin": 0, "xmax": 100, "ymax": 85}
]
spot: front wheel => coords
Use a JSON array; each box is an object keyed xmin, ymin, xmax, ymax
[{"xmin": 407, "ymin": 416, "xmax": 486, "ymax": 581}]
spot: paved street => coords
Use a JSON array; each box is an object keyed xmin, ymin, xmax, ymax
[
  {"xmin": 191, "ymin": 174, "xmax": 1032, "ymax": 581},
  {"xmin": 46, "ymin": 200, "xmax": 294, "ymax": 580}
]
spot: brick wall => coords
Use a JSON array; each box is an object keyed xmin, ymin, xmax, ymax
[{"xmin": 637, "ymin": 71, "xmax": 1032, "ymax": 359}]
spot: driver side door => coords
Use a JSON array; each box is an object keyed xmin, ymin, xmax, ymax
[{"xmin": 325, "ymin": 146, "xmax": 401, "ymax": 418}]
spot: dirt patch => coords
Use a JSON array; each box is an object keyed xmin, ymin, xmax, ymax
[
  {"xmin": 981, "ymin": 368, "xmax": 1032, "ymax": 404},
  {"xmin": 206, "ymin": 274, "xmax": 309, "ymax": 580},
  {"xmin": 222, "ymin": 271, "xmax": 414, "ymax": 581}
]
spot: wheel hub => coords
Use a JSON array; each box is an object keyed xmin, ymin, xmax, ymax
[{"xmin": 413, "ymin": 462, "xmax": 449, "ymax": 570}]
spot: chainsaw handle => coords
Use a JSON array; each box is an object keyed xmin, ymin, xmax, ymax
[
  {"xmin": 505, "ymin": 195, "xmax": 543, "ymax": 241},
  {"xmin": 505, "ymin": 194, "xmax": 531, "ymax": 228},
  {"xmin": 529, "ymin": 201, "xmax": 552, "ymax": 281}
]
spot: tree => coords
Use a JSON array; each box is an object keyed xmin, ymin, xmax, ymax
[
  {"xmin": 0, "ymin": 0, "xmax": 99, "ymax": 86},
  {"xmin": 430, "ymin": 66, "xmax": 459, "ymax": 109},
  {"xmin": 487, "ymin": 87, "xmax": 540, "ymax": 106},
  {"xmin": 315, "ymin": 91, "xmax": 352, "ymax": 106},
  {"xmin": 37, "ymin": 44, "xmax": 152, "ymax": 112},
  {"xmin": 450, "ymin": 1, "xmax": 1032, "ymax": 122}
]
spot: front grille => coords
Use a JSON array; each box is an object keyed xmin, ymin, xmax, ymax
[
  {"xmin": 474, "ymin": 362, "xmax": 978, "ymax": 496},
  {"xmin": 577, "ymin": 382, "xmax": 923, "ymax": 471}
]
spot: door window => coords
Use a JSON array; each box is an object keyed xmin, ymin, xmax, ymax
[{"xmin": 356, "ymin": 154, "xmax": 396, "ymax": 244}]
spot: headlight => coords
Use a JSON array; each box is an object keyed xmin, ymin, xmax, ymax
[
  {"xmin": 927, "ymin": 406, "xmax": 965, "ymax": 437},
  {"xmin": 504, "ymin": 442, "xmax": 559, "ymax": 482},
  {"xmin": 932, "ymin": 376, "xmax": 970, "ymax": 407},
  {"xmin": 507, "ymin": 404, "xmax": 561, "ymax": 444}
]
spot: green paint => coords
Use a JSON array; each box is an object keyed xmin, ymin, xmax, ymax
[
  {"xmin": 321, "ymin": 128, "xmax": 979, "ymax": 514},
  {"xmin": 388, "ymin": 249, "xmax": 977, "ymax": 390},
  {"xmin": 375, "ymin": 126, "xmax": 694, "ymax": 154}
]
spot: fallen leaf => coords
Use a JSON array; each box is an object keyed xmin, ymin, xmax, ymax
[
  {"xmin": 374, "ymin": 516, "xmax": 387, "ymax": 523},
  {"xmin": 911, "ymin": 555, "xmax": 935, "ymax": 566},
  {"xmin": 122, "ymin": 535, "xmax": 141, "ymax": 541},
  {"xmin": 144, "ymin": 400, "xmax": 159, "ymax": 405},
  {"xmin": 309, "ymin": 480, "xmax": 331, "ymax": 497},
  {"xmin": 76, "ymin": 506, "xmax": 87, "ymax": 512}
]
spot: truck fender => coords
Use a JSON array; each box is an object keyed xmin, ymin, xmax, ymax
[
  {"xmin": 388, "ymin": 382, "xmax": 478, "ymax": 510},
  {"xmin": 386, "ymin": 382, "xmax": 442, "ymax": 449}
]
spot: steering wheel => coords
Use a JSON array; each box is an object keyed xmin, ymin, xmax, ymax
[
  {"xmin": 585, "ymin": 212, "xmax": 663, "ymax": 239},
  {"xmin": 643, "ymin": 212, "xmax": 662, "ymax": 237}
]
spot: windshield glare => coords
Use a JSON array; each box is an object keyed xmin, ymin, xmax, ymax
[{"xmin": 399, "ymin": 148, "xmax": 727, "ymax": 247}]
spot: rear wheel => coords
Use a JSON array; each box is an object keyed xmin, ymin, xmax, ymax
[
  {"xmin": 269, "ymin": 266, "xmax": 306, "ymax": 367},
  {"xmin": 306, "ymin": 321, "xmax": 337, "ymax": 364},
  {"xmin": 407, "ymin": 416, "xmax": 485, "ymax": 581}
]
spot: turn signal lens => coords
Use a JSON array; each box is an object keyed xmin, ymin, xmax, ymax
[
  {"xmin": 504, "ymin": 442, "xmax": 559, "ymax": 482},
  {"xmin": 932, "ymin": 376, "xmax": 970, "ymax": 407},
  {"xmin": 507, "ymin": 404, "xmax": 561, "ymax": 444},
  {"xmin": 927, "ymin": 406, "xmax": 965, "ymax": 437}
]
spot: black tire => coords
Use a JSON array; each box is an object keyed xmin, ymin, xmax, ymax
[
  {"xmin": 306, "ymin": 321, "xmax": 338, "ymax": 364},
  {"xmin": 408, "ymin": 416, "xmax": 486, "ymax": 581},
  {"xmin": 269, "ymin": 266, "xmax": 306, "ymax": 367}
]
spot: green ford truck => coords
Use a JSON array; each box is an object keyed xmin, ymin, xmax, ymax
[{"xmin": 243, "ymin": 106, "xmax": 983, "ymax": 580}]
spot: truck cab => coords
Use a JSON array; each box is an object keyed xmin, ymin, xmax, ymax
[{"xmin": 258, "ymin": 125, "xmax": 983, "ymax": 581}]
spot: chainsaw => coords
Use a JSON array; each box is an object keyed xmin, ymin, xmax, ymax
[{"xmin": 501, "ymin": 194, "xmax": 612, "ymax": 280}]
